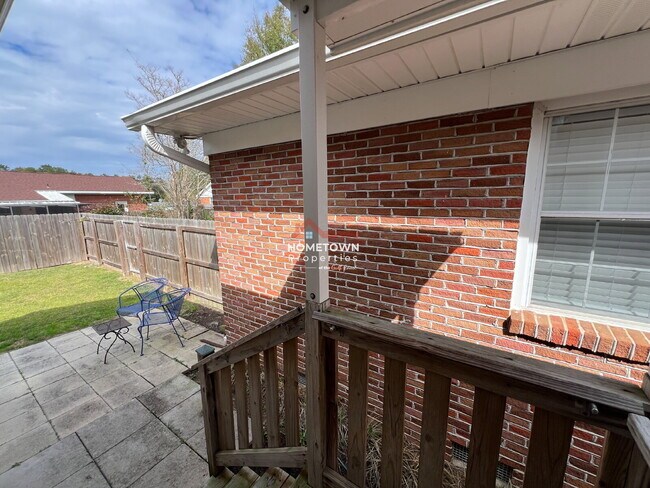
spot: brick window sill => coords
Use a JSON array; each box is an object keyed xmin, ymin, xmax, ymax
[{"xmin": 506, "ymin": 309, "xmax": 650, "ymax": 363}]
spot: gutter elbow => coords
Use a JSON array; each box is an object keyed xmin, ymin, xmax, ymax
[{"xmin": 140, "ymin": 125, "xmax": 210, "ymax": 174}]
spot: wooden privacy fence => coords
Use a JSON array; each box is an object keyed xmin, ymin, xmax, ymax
[
  {"xmin": 0, "ymin": 214, "xmax": 85, "ymax": 273},
  {"xmin": 80, "ymin": 214, "xmax": 221, "ymax": 303}
]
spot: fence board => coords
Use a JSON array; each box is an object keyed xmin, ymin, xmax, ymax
[
  {"xmin": 0, "ymin": 214, "xmax": 84, "ymax": 273},
  {"xmin": 0, "ymin": 214, "xmax": 221, "ymax": 305},
  {"xmin": 79, "ymin": 214, "xmax": 220, "ymax": 304}
]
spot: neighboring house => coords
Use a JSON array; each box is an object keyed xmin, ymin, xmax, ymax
[
  {"xmin": 0, "ymin": 172, "xmax": 152, "ymax": 215},
  {"xmin": 198, "ymin": 184, "xmax": 213, "ymax": 209},
  {"xmin": 124, "ymin": 1, "xmax": 650, "ymax": 486}
]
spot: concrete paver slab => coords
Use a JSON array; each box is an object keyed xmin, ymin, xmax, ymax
[
  {"xmin": 33, "ymin": 373, "xmax": 86, "ymax": 405},
  {"xmin": 130, "ymin": 444, "xmax": 209, "ymax": 488},
  {"xmin": 41, "ymin": 384, "xmax": 98, "ymax": 420},
  {"xmin": 0, "ymin": 369, "xmax": 22, "ymax": 388},
  {"xmin": 0, "ymin": 379, "xmax": 29, "ymax": 405},
  {"xmin": 187, "ymin": 428, "xmax": 207, "ymax": 461},
  {"xmin": 137, "ymin": 373, "xmax": 199, "ymax": 417},
  {"xmin": 0, "ymin": 392, "xmax": 39, "ymax": 424},
  {"xmin": 97, "ymin": 420, "xmax": 181, "ymax": 488},
  {"xmin": 139, "ymin": 360, "xmax": 187, "ymax": 386},
  {"xmin": 0, "ymin": 422, "xmax": 58, "ymax": 475},
  {"xmin": 160, "ymin": 391, "xmax": 203, "ymax": 440},
  {"xmin": 26, "ymin": 363, "xmax": 76, "ymax": 390},
  {"xmin": 60, "ymin": 343, "xmax": 97, "ymax": 363},
  {"xmin": 101, "ymin": 376, "xmax": 153, "ymax": 409},
  {"xmin": 77, "ymin": 399, "xmax": 155, "ymax": 458},
  {"xmin": 18, "ymin": 355, "xmax": 66, "ymax": 379},
  {"xmin": 53, "ymin": 462, "xmax": 110, "ymax": 488},
  {"xmin": 51, "ymin": 396, "xmax": 112, "ymax": 439},
  {"xmin": 0, "ymin": 405, "xmax": 47, "ymax": 445},
  {"xmin": 49, "ymin": 333, "xmax": 94, "ymax": 354},
  {"xmin": 0, "ymin": 434, "xmax": 92, "ymax": 488}
]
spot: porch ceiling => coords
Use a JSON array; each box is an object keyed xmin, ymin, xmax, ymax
[{"xmin": 122, "ymin": 0, "xmax": 650, "ymax": 138}]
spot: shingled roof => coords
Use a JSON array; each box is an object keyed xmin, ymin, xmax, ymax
[{"xmin": 0, "ymin": 172, "xmax": 149, "ymax": 202}]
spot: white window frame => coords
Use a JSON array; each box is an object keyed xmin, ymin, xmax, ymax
[{"xmin": 511, "ymin": 99, "xmax": 650, "ymax": 329}]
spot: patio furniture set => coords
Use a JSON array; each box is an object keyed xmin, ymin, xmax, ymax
[{"xmin": 93, "ymin": 278, "xmax": 190, "ymax": 363}]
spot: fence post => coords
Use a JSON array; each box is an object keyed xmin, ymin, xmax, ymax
[
  {"xmin": 176, "ymin": 226, "xmax": 189, "ymax": 287},
  {"xmin": 77, "ymin": 217, "xmax": 88, "ymax": 262},
  {"xmin": 114, "ymin": 220, "xmax": 129, "ymax": 276},
  {"xmin": 134, "ymin": 222, "xmax": 147, "ymax": 279},
  {"xmin": 91, "ymin": 217, "xmax": 102, "ymax": 264}
]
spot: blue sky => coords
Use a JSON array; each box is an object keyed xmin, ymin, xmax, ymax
[{"xmin": 0, "ymin": 0, "xmax": 279, "ymax": 175}]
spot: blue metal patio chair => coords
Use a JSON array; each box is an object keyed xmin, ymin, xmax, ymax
[
  {"xmin": 116, "ymin": 277, "xmax": 168, "ymax": 319},
  {"xmin": 137, "ymin": 287, "xmax": 190, "ymax": 355}
]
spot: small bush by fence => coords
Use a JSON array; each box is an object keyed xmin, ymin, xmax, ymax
[{"xmin": 0, "ymin": 213, "xmax": 221, "ymax": 304}]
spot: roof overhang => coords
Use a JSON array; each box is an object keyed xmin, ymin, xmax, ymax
[
  {"xmin": 0, "ymin": 0, "xmax": 13, "ymax": 32},
  {"xmin": 0, "ymin": 201, "xmax": 80, "ymax": 207},
  {"xmin": 58, "ymin": 190, "xmax": 154, "ymax": 195},
  {"xmin": 122, "ymin": 0, "xmax": 650, "ymax": 155}
]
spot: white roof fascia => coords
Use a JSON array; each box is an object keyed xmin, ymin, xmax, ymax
[
  {"xmin": 122, "ymin": 0, "xmax": 550, "ymax": 135},
  {"xmin": 122, "ymin": 44, "xmax": 300, "ymax": 131},
  {"xmin": 57, "ymin": 190, "xmax": 154, "ymax": 195},
  {"xmin": 0, "ymin": 0, "xmax": 14, "ymax": 32}
]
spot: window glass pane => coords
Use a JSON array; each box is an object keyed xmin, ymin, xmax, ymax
[
  {"xmin": 542, "ymin": 162, "xmax": 607, "ymax": 211},
  {"xmin": 531, "ymin": 219, "xmax": 594, "ymax": 307},
  {"xmin": 543, "ymin": 116, "xmax": 613, "ymax": 211},
  {"xmin": 586, "ymin": 222, "xmax": 650, "ymax": 318},
  {"xmin": 605, "ymin": 110, "xmax": 650, "ymax": 211},
  {"xmin": 532, "ymin": 220, "xmax": 650, "ymax": 320}
]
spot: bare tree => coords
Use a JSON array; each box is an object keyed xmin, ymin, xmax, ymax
[{"xmin": 126, "ymin": 59, "xmax": 210, "ymax": 219}]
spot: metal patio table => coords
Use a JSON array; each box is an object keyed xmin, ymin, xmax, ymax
[{"xmin": 93, "ymin": 317, "xmax": 135, "ymax": 364}]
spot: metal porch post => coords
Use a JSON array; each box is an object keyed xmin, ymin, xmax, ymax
[{"xmin": 295, "ymin": 1, "xmax": 329, "ymax": 486}]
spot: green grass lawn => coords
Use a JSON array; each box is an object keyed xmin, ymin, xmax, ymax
[{"xmin": 0, "ymin": 263, "xmax": 137, "ymax": 353}]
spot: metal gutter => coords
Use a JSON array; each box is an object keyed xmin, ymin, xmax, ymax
[
  {"xmin": 122, "ymin": 44, "xmax": 300, "ymax": 131},
  {"xmin": 140, "ymin": 125, "xmax": 210, "ymax": 174}
]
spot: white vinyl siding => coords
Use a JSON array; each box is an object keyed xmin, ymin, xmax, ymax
[{"xmin": 530, "ymin": 104, "xmax": 650, "ymax": 323}]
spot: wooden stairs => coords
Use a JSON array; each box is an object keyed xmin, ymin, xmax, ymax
[{"xmin": 207, "ymin": 467, "xmax": 310, "ymax": 488}]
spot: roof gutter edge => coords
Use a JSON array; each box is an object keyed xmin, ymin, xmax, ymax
[{"xmin": 141, "ymin": 125, "xmax": 210, "ymax": 174}]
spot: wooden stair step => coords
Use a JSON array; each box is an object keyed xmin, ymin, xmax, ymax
[
  {"xmin": 251, "ymin": 467, "xmax": 291, "ymax": 488},
  {"xmin": 223, "ymin": 466, "xmax": 259, "ymax": 488},
  {"xmin": 292, "ymin": 469, "xmax": 310, "ymax": 488},
  {"xmin": 206, "ymin": 468, "xmax": 234, "ymax": 488}
]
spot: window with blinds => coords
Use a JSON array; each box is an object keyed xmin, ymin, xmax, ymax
[{"xmin": 530, "ymin": 105, "xmax": 650, "ymax": 322}]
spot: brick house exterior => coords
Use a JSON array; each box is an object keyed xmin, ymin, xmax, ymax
[
  {"xmin": 122, "ymin": 4, "xmax": 650, "ymax": 485},
  {"xmin": 208, "ymin": 104, "xmax": 648, "ymax": 488}
]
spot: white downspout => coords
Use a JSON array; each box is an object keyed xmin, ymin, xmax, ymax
[{"xmin": 140, "ymin": 125, "xmax": 210, "ymax": 174}]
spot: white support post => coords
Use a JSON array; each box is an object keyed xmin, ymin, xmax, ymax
[
  {"xmin": 297, "ymin": 0, "xmax": 329, "ymax": 305},
  {"xmin": 295, "ymin": 2, "xmax": 330, "ymax": 487}
]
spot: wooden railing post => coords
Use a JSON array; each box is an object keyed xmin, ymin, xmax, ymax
[
  {"xmin": 198, "ymin": 363, "xmax": 221, "ymax": 476},
  {"xmin": 306, "ymin": 300, "xmax": 327, "ymax": 488}
]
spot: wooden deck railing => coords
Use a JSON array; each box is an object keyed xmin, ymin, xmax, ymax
[
  {"xmin": 198, "ymin": 305, "xmax": 650, "ymax": 487},
  {"xmin": 313, "ymin": 308, "xmax": 650, "ymax": 488},
  {"xmin": 196, "ymin": 307, "xmax": 307, "ymax": 475}
]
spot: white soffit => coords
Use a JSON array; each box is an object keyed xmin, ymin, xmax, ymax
[{"xmin": 123, "ymin": 0, "xmax": 650, "ymax": 141}]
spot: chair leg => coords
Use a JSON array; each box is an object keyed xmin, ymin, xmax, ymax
[
  {"xmin": 178, "ymin": 318, "xmax": 187, "ymax": 331},
  {"xmin": 138, "ymin": 327, "xmax": 144, "ymax": 356},
  {"xmin": 170, "ymin": 321, "xmax": 184, "ymax": 348},
  {"xmin": 146, "ymin": 325, "xmax": 150, "ymax": 340}
]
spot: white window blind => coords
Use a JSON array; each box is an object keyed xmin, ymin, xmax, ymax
[{"xmin": 531, "ymin": 105, "xmax": 650, "ymax": 322}]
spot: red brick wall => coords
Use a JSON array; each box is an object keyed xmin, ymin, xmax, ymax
[
  {"xmin": 74, "ymin": 194, "xmax": 147, "ymax": 212},
  {"xmin": 208, "ymin": 104, "xmax": 647, "ymax": 488}
]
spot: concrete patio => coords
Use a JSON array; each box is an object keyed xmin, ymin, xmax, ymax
[{"xmin": 0, "ymin": 318, "xmax": 224, "ymax": 487}]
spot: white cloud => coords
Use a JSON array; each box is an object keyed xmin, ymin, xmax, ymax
[{"xmin": 0, "ymin": 0, "xmax": 279, "ymax": 174}]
